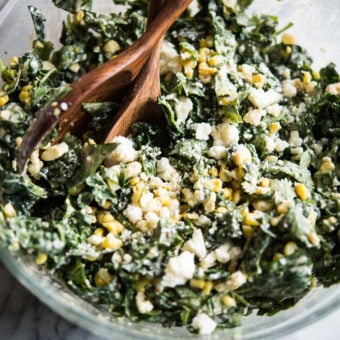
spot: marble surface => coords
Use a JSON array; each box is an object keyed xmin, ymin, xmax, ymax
[{"xmin": 1, "ymin": 261, "xmax": 339, "ymax": 340}]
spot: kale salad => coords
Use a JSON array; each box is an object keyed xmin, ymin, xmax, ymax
[{"xmin": 0, "ymin": 0, "xmax": 339, "ymax": 335}]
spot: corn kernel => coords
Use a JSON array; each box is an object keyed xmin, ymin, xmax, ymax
[
  {"xmin": 277, "ymin": 201, "xmax": 290, "ymax": 214},
  {"xmin": 94, "ymin": 268, "xmax": 113, "ymax": 286},
  {"xmin": 252, "ymin": 73, "xmax": 265, "ymax": 88},
  {"xmin": 103, "ymin": 40, "xmax": 121, "ymax": 54},
  {"xmin": 69, "ymin": 63, "xmax": 80, "ymax": 73},
  {"xmin": 199, "ymin": 37, "xmax": 214, "ymax": 48},
  {"xmin": 295, "ymin": 183, "xmax": 309, "ymax": 201},
  {"xmin": 308, "ymin": 232, "xmax": 320, "ymax": 247},
  {"xmin": 198, "ymin": 47, "xmax": 212, "ymax": 63},
  {"xmin": 202, "ymin": 281, "xmax": 213, "ymax": 295},
  {"xmin": 103, "ymin": 200, "xmax": 111, "ymax": 209},
  {"xmin": 198, "ymin": 62, "xmax": 217, "ymax": 76},
  {"xmin": 320, "ymin": 157, "xmax": 335, "ymax": 172},
  {"xmin": 269, "ymin": 122, "xmax": 281, "ymax": 134},
  {"xmin": 270, "ymin": 215, "xmax": 283, "ymax": 227},
  {"xmin": 242, "ymin": 209, "xmax": 260, "ymax": 227},
  {"xmin": 102, "ymin": 220, "xmax": 125, "ymax": 234},
  {"xmin": 255, "ymin": 186, "xmax": 271, "ymax": 195},
  {"xmin": 219, "ymin": 96, "xmax": 233, "ymax": 106},
  {"xmin": 208, "ymin": 167, "xmax": 218, "ymax": 177},
  {"xmin": 282, "ymin": 33, "xmax": 297, "ymax": 45},
  {"xmin": 0, "ymin": 93, "xmax": 9, "ymax": 107},
  {"xmin": 208, "ymin": 55, "xmax": 224, "ymax": 67},
  {"xmin": 130, "ymin": 176, "xmax": 140, "ymax": 186},
  {"xmin": 136, "ymin": 277, "xmax": 151, "ymax": 292},
  {"xmin": 312, "ymin": 71, "xmax": 320, "ymax": 80},
  {"xmin": 132, "ymin": 182, "xmax": 145, "ymax": 205},
  {"xmin": 221, "ymin": 295, "xmax": 237, "ymax": 307},
  {"xmin": 36, "ymin": 253, "xmax": 48, "ymax": 265},
  {"xmin": 273, "ymin": 252, "xmax": 284, "ymax": 261},
  {"xmin": 222, "ymin": 187, "xmax": 233, "ymax": 200},
  {"xmin": 101, "ymin": 233, "xmax": 122, "ymax": 250},
  {"xmin": 303, "ymin": 71, "xmax": 312, "ymax": 85},
  {"xmin": 242, "ymin": 225, "xmax": 253, "ymax": 238},
  {"xmin": 215, "ymin": 206, "xmax": 227, "ymax": 214},
  {"xmin": 94, "ymin": 228, "xmax": 105, "ymax": 237},
  {"xmin": 97, "ymin": 211, "xmax": 114, "ymax": 224},
  {"xmin": 73, "ymin": 10, "xmax": 84, "ymax": 25},
  {"xmin": 283, "ymin": 241, "xmax": 298, "ymax": 256},
  {"xmin": 3, "ymin": 203, "xmax": 16, "ymax": 218},
  {"xmin": 41, "ymin": 142, "xmax": 69, "ymax": 161},
  {"xmin": 328, "ymin": 216, "xmax": 337, "ymax": 224},
  {"xmin": 9, "ymin": 56, "xmax": 19, "ymax": 65},
  {"xmin": 232, "ymin": 190, "xmax": 241, "ymax": 204},
  {"xmin": 190, "ymin": 279, "xmax": 206, "ymax": 289}
]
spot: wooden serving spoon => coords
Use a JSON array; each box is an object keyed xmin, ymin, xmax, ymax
[
  {"xmin": 104, "ymin": 0, "xmax": 165, "ymax": 143},
  {"xmin": 17, "ymin": 0, "xmax": 192, "ymax": 173}
]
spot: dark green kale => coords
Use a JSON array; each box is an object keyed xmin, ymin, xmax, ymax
[{"xmin": 28, "ymin": 5, "xmax": 46, "ymax": 42}]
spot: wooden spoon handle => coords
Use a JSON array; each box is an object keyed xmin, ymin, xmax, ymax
[{"xmin": 104, "ymin": 0, "xmax": 165, "ymax": 142}]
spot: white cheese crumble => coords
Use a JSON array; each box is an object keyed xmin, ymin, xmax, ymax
[
  {"xmin": 106, "ymin": 136, "xmax": 138, "ymax": 165},
  {"xmin": 243, "ymin": 108, "xmax": 266, "ymax": 126},
  {"xmin": 160, "ymin": 40, "xmax": 181, "ymax": 75},
  {"xmin": 123, "ymin": 204, "xmax": 143, "ymax": 224},
  {"xmin": 175, "ymin": 97, "xmax": 193, "ymax": 125},
  {"xmin": 192, "ymin": 313, "xmax": 217, "ymax": 335},
  {"xmin": 182, "ymin": 228, "xmax": 207, "ymax": 259},
  {"xmin": 135, "ymin": 291, "xmax": 154, "ymax": 314},
  {"xmin": 157, "ymin": 157, "xmax": 179, "ymax": 181},
  {"xmin": 282, "ymin": 79, "xmax": 297, "ymax": 98},
  {"xmin": 208, "ymin": 145, "xmax": 226, "ymax": 160},
  {"xmin": 212, "ymin": 123, "xmax": 239, "ymax": 146},
  {"xmin": 248, "ymin": 88, "xmax": 282, "ymax": 108},
  {"xmin": 191, "ymin": 122, "xmax": 212, "ymax": 140},
  {"xmin": 161, "ymin": 251, "xmax": 195, "ymax": 288}
]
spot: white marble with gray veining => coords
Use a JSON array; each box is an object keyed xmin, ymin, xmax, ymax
[{"xmin": 1, "ymin": 261, "xmax": 339, "ymax": 340}]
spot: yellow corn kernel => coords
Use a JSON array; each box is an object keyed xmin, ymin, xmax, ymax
[
  {"xmin": 199, "ymin": 37, "xmax": 214, "ymax": 48},
  {"xmin": 277, "ymin": 200, "xmax": 290, "ymax": 214},
  {"xmin": 219, "ymin": 96, "xmax": 233, "ymax": 106},
  {"xmin": 273, "ymin": 252, "xmax": 284, "ymax": 261},
  {"xmin": 9, "ymin": 56, "xmax": 19, "ymax": 65},
  {"xmin": 204, "ymin": 192, "xmax": 216, "ymax": 213},
  {"xmin": 129, "ymin": 176, "xmax": 140, "ymax": 186},
  {"xmin": 215, "ymin": 206, "xmax": 227, "ymax": 214},
  {"xmin": 260, "ymin": 178, "xmax": 271, "ymax": 188},
  {"xmin": 68, "ymin": 63, "xmax": 80, "ymax": 73},
  {"xmin": 221, "ymin": 295, "xmax": 237, "ymax": 307},
  {"xmin": 132, "ymin": 182, "xmax": 145, "ymax": 205},
  {"xmin": 190, "ymin": 279, "xmax": 206, "ymax": 289},
  {"xmin": 198, "ymin": 47, "xmax": 212, "ymax": 63},
  {"xmin": 252, "ymin": 73, "xmax": 265, "ymax": 88},
  {"xmin": 202, "ymin": 281, "xmax": 213, "ymax": 295},
  {"xmin": 269, "ymin": 122, "xmax": 281, "ymax": 134},
  {"xmin": 198, "ymin": 62, "xmax": 217, "ymax": 76},
  {"xmin": 255, "ymin": 186, "xmax": 271, "ymax": 195},
  {"xmin": 19, "ymin": 85, "xmax": 33, "ymax": 103},
  {"xmin": 320, "ymin": 157, "xmax": 335, "ymax": 172},
  {"xmin": 308, "ymin": 232, "xmax": 320, "ymax": 247},
  {"xmin": 313, "ymin": 70, "xmax": 321, "ymax": 80},
  {"xmin": 93, "ymin": 227, "xmax": 105, "ymax": 237},
  {"xmin": 242, "ymin": 225, "xmax": 253, "ymax": 238},
  {"xmin": 219, "ymin": 166, "xmax": 230, "ymax": 182},
  {"xmin": 41, "ymin": 142, "xmax": 69, "ymax": 161},
  {"xmin": 253, "ymin": 200, "xmax": 273, "ymax": 212},
  {"xmin": 73, "ymin": 10, "xmax": 84, "ymax": 25},
  {"xmin": 208, "ymin": 55, "xmax": 224, "ymax": 67},
  {"xmin": 295, "ymin": 183, "xmax": 309, "ymax": 201},
  {"xmin": 136, "ymin": 277, "xmax": 151, "ymax": 292},
  {"xmin": 328, "ymin": 216, "xmax": 337, "ymax": 224},
  {"xmin": 36, "ymin": 253, "xmax": 48, "ymax": 265},
  {"xmin": 102, "ymin": 220, "xmax": 125, "ymax": 234},
  {"xmin": 283, "ymin": 241, "xmax": 298, "ymax": 256},
  {"xmin": 211, "ymin": 178, "xmax": 222, "ymax": 192},
  {"xmin": 232, "ymin": 190, "xmax": 241, "ymax": 204},
  {"xmin": 101, "ymin": 233, "xmax": 122, "ymax": 250},
  {"xmin": 97, "ymin": 211, "xmax": 114, "ymax": 224},
  {"xmin": 303, "ymin": 71, "xmax": 312, "ymax": 85},
  {"xmin": 282, "ymin": 33, "xmax": 297, "ymax": 45},
  {"xmin": 222, "ymin": 187, "xmax": 233, "ymax": 200},
  {"xmin": 0, "ymin": 93, "xmax": 9, "ymax": 107},
  {"xmin": 242, "ymin": 209, "xmax": 260, "ymax": 227},
  {"xmin": 94, "ymin": 268, "xmax": 113, "ymax": 287},
  {"xmin": 103, "ymin": 40, "xmax": 121, "ymax": 54},
  {"xmin": 3, "ymin": 203, "xmax": 16, "ymax": 218},
  {"xmin": 270, "ymin": 215, "xmax": 283, "ymax": 227},
  {"xmin": 208, "ymin": 167, "xmax": 218, "ymax": 177},
  {"xmin": 103, "ymin": 200, "xmax": 112, "ymax": 209}
]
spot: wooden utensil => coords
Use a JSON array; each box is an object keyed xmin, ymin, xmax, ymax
[
  {"xmin": 17, "ymin": 0, "xmax": 192, "ymax": 173},
  {"xmin": 104, "ymin": 0, "xmax": 165, "ymax": 142}
]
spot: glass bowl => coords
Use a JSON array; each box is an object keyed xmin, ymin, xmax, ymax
[{"xmin": 1, "ymin": 0, "xmax": 339, "ymax": 339}]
